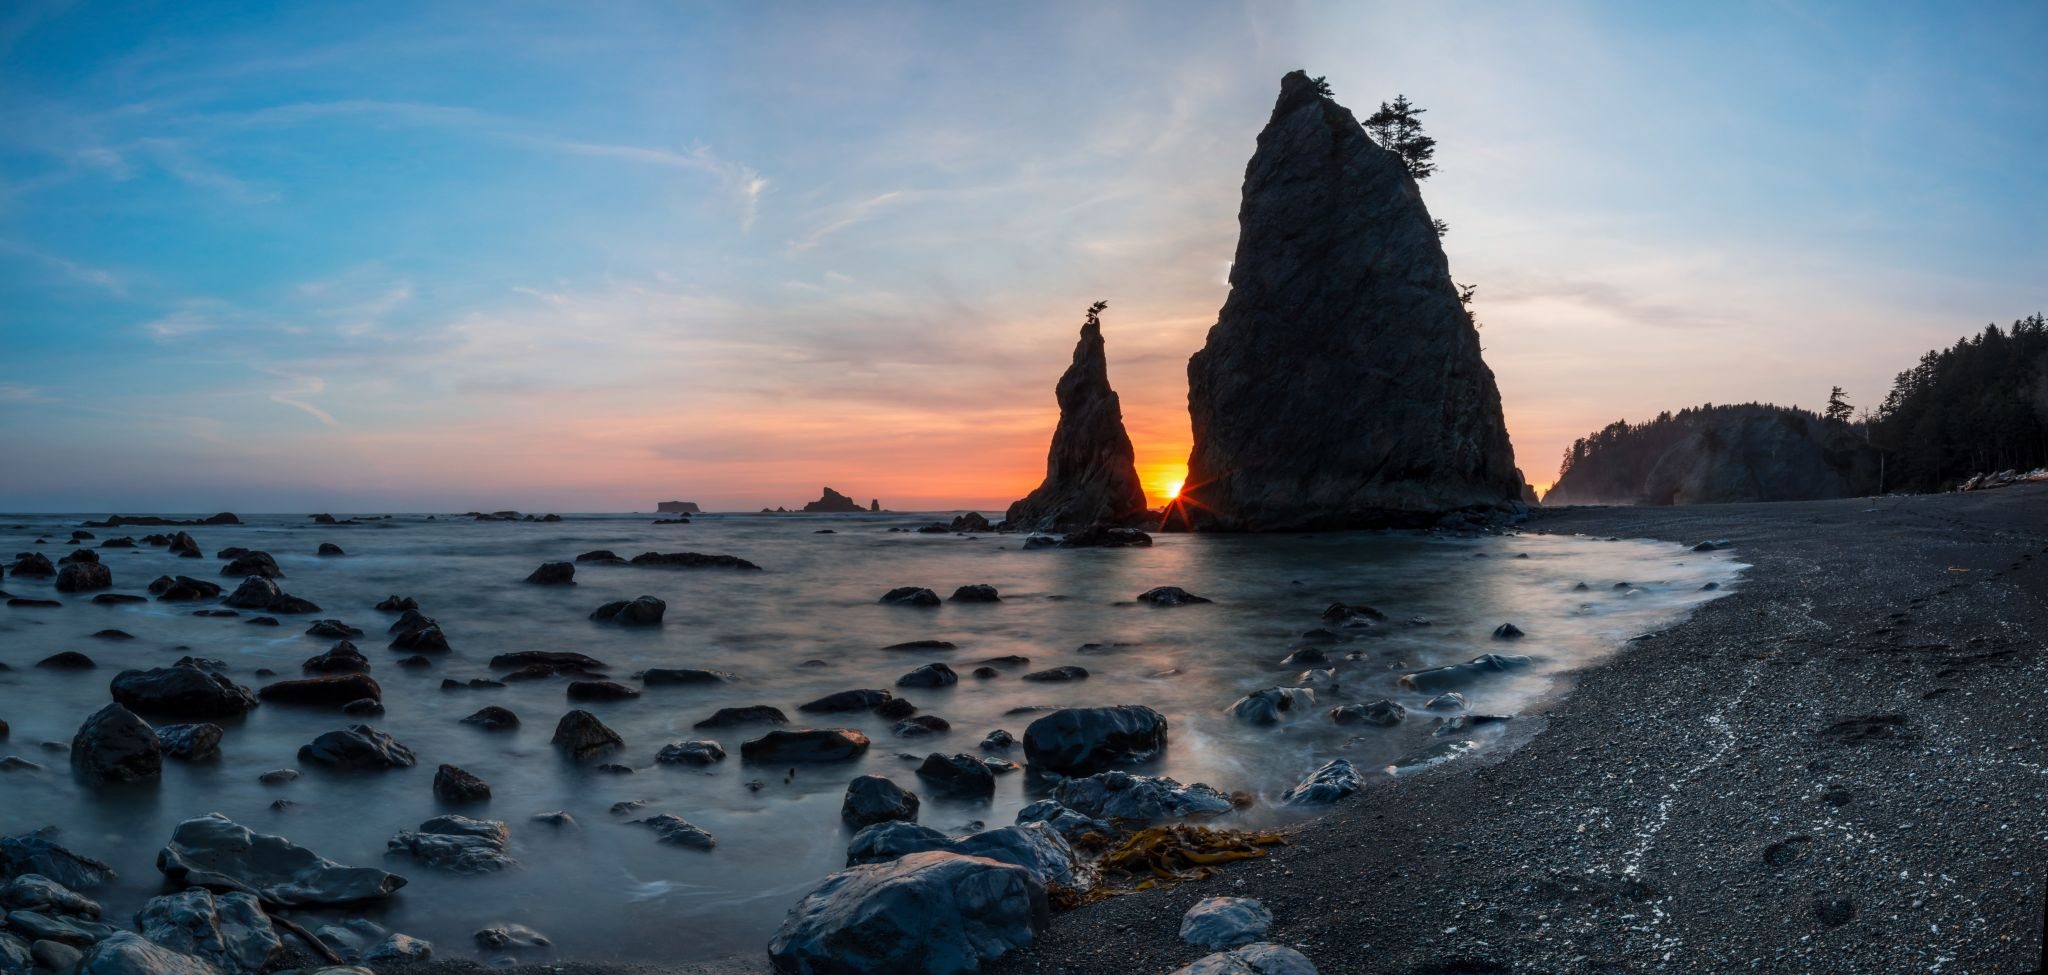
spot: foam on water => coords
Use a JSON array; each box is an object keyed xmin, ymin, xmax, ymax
[{"xmin": 0, "ymin": 511, "xmax": 1742, "ymax": 961}]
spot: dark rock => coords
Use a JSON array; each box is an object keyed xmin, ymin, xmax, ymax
[
  {"xmin": 218, "ymin": 553, "xmax": 282, "ymax": 580},
  {"xmin": 244, "ymin": 616, "xmax": 278, "ymax": 626},
  {"xmin": 387, "ymin": 815, "xmax": 513, "ymax": 873},
  {"xmin": 7, "ymin": 553, "xmax": 56, "ymax": 577},
  {"xmin": 626, "ymin": 551, "xmax": 762, "ymax": 570},
  {"xmin": 156, "ymin": 816, "xmax": 407, "ymax": 908},
  {"xmin": 896, "ymin": 663, "xmax": 958, "ymax": 688},
  {"xmin": 892, "ymin": 715, "xmax": 951, "ymax": 737},
  {"xmin": 551, "ymin": 710, "xmax": 623, "ymax": 761},
  {"xmin": 1331, "ymin": 700, "xmax": 1406, "ymax": 726},
  {"xmin": 90, "ymin": 594, "xmax": 146, "ymax": 606},
  {"xmin": 1281, "ymin": 758, "xmax": 1363, "ymax": 805},
  {"xmin": 525, "ymin": 562, "xmax": 575, "ymax": 585},
  {"xmin": 260, "ymin": 674, "xmax": 382, "ymax": 708},
  {"xmin": 914, "ymin": 752, "xmax": 994, "ymax": 799},
  {"xmin": 875, "ymin": 697, "xmax": 918, "ymax": 720},
  {"xmin": 100, "ymin": 537, "xmax": 136, "ymax": 548},
  {"xmin": 55, "ymin": 562, "xmax": 113, "ymax": 593},
  {"xmin": 461, "ymin": 706, "xmax": 519, "ymax": 731},
  {"xmin": 1004, "ymin": 304, "xmax": 1149, "ymax": 532},
  {"xmin": 474, "ymin": 924, "xmax": 552, "ymax": 952},
  {"xmin": 341, "ymin": 698, "xmax": 383, "ymax": 716},
  {"xmin": 302, "ymin": 641, "xmax": 369, "ymax": 674},
  {"xmin": 0, "ymin": 831, "xmax": 117, "ymax": 890},
  {"xmin": 305, "ymin": 619, "xmax": 364, "ymax": 639},
  {"xmin": 1021, "ymin": 666, "xmax": 1089, "ymax": 682},
  {"xmin": 639, "ymin": 668, "xmax": 735, "ymax": 686},
  {"xmin": 155, "ymin": 577, "xmax": 222, "ymax": 601},
  {"xmin": 799, "ymin": 689, "xmax": 893, "ymax": 713},
  {"xmin": 973, "ymin": 666, "xmax": 999, "ymax": 679},
  {"xmin": 157, "ymin": 723, "xmax": 224, "ymax": 761},
  {"xmin": 950, "ymin": 512, "xmax": 994, "ymax": 533},
  {"xmin": 0, "ymin": 873, "xmax": 101, "ymax": 916},
  {"xmin": 1176, "ymin": 71, "xmax": 1519, "ymax": 532},
  {"xmin": 75, "ymin": 933, "xmax": 219, "ymax": 975},
  {"xmin": 492, "ymin": 650, "xmax": 605, "ymax": 670},
  {"xmin": 884, "ymin": 639, "xmax": 958, "ymax": 651},
  {"xmin": 71, "ymin": 704, "xmax": 162, "ymax": 784},
  {"xmin": 1021, "ymin": 705, "xmax": 1168, "ymax": 775},
  {"xmin": 949, "ymin": 584, "xmax": 1001, "ymax": 603},
  {"xmin": 589, "ymin": 596, "xmax": 665, "ymax": 626},
  {"xmin": 1137, "ymin": 586, "xmax": 1211, "ymax": 606},
  {"xmin": 634, "ymin": 814, "xmax": 715, "ymax": 850},
  {"xmin": 980, "ymin": 730, "xmax": 1015, "ymax": 751},
  {"xmin": 37, "ymin": 651, "xmax": 95, "ymax": 670},
  {"xmin": 193, "ymin": 609, "xmax": 240, "ymax": 618},
  {"xmin": 7, "ymin": 597, "xmax": 63, "ymax": 608},
  {"xmin": 573, "ymin": 551, "xmax": 624, "ymax": 564},
  {"xmin": 1398, "ymin": 653, "xmax": 1532, "ymax": 692},
  {"xmin": 134, "ymin": 887, "xmax": 283, "ymax": 974},
  {"xmin": 1228, "ymin": 687, "xmax": 1316, "ymax": 725},
  {"xmin": 395, "ymin": 654, "xmax": 431, "ymax": 669},
  {"xmin": 1056, "ymin": 524, "xmax": 1154, "ymax": 548},
  {"xmin": 740, "ymin": 728, "xmax": 870, "ymax": 763},
  {"xmin": 878, "ymin": 587, "xmax": 940, "ymax": 607},
  {"xmin": 316, "ymin": 543, "xmax": 344, "ymax": 557},
  {"xmin": 1492, "ymin": 622, "xmax": 1525, "ymax": 639},
  {"xmin": 374, "ymin": 595, "xmax": 418, "ymax": 612},
  {"xmin": 846, "ymin": 822, "xmax": 954, "ymax": 867},
  {"xmin": 296, "ymin": 725, "xmax": 415, "ymax": 770},
  {"xmin": 566, "ymin": 680, "xmax": 640, "ymax": 702},
  {"xmin": 167, "ymin": 533, "xmax": 202, "ymax": 558},
  {"xmin": 800, "ymin": 488, "xmax": 865, "ymax": 513},
  {"xmin": 388, "ymin": 612, "xmax": 449, "ymax": 651},
  {"xmin": 433, "ymin": 764, "xmax": 491, "ymax": 803},
  {"xmin": 842, "ymin": 775, "xmax": 920, "ymax": 829},
  {"xmin": 766, "ymin": 851, "xmax": 1048, "ymax": 975},
  {"xmin": 655, "ymin": 740, "xmax": 726, "ymax": 765},
  {"xmin": 694, "ymin": 705, "xmax": 788, "ymax": 729},
  {"xmin": 1052, "ymin": 770, "xmax": 1232, "ymax": 822}
]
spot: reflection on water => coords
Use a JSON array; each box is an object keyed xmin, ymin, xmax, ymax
[{"xmin": 0, "ymin": 512, "xmax": 1741, "ymax": 962}]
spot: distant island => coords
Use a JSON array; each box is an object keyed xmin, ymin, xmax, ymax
[
  {"xmin": 799, "ymin": 487, "xmax": 877, "ymax": 513},
  {"xmin": 656, "ymin": 500, "xmax": 702, "ymax": 514}
]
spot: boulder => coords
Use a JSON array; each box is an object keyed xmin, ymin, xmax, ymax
[
  {"xmin": 217, "ymin": 554, "xmax": 282, "ymax": 580},
  {"xmin": 473, "ymin": 924, "xmax": 551, "ymax": 952},
  {"xmin": 949, "ymin": 512, "xmax": 993, "ymax": 533},
  {"xmin": 1003, "ymin": 303, "xmax": 1150, "ymax": 533},
  {"xmin": 154, "ymin": 577, "xmax": 223, "ymax": 602},
  {"xmin": 589, "ymin": 596, "xmax": 665, "ymax": 626},
  {"xmin": 948, "ymin": 584, "xmax": 1000, "ymax": 603},
  {"xmin": 1330, "ymin": 700, "xmax": 1405, "ymax": 726},
  {"xmin": 259, "ymin": 675, "xmax": 381, "ymax": 708},
  {"xmin": 359, "ymin": 934, "xmax": 432, "ymax": 965},
  {"xmin": 1171, "ymin": 942, "xmax": 1319, "ymax": 975},
  {"xmin": 301, "ymin": 642, "xmax": 369, "ymax": 674},
  {"xmin": 305, "ymin": 620, "xmax": 363, "ymax": 639},
  {"xmin": 157, "ymin": 724, "xmax": 225, "ymax": 762},
  {"xmin": 1137, "ymin": 586, "xmax": 1211, "ymax": 606},
  {"xmin": 949, "ymin": 824, "xmax": 1076, "ymax": 887},
  {"xmin": 1052, "ymin": 771, "xmax": 1233, "ymax": 822},
  {"xmin": 566, "ymin": 680, "xmax": 640, "ymax": 701},
  {"xmin": 461, "ymin": 706, "xmax": 519, "ymax": 731},
  {"xmin": 1055, "ymin": 524, "xmax": 1153, "ymax": 548},
  {"xmin": 1021, "ymin": 665, "xmax": 1088, "ymax": 682},
  {"xmin": 37, "ymin": 651, "xmax": 95, "ymax": 669},
  {"xmin": 219, "ymin": 578, "xmax": 279, "ymax": 610},
  {"xmin": 77, "ymin": 933, "xmax": 222, "ymax": 975},
  {"xmin": 634, "ymin": 814, "xmax": 715, "ymax": 850},
  {"xmin": 316, "ymin": 543, "xmax": 345, "ymax": 557},
  {"xmin": 654, "ymin": 740, "xmax": 726, "ymax": 766},
  {"xmin": 524, "ymin": 562, "xmax": 575, "ymax": 585},
  {"xmin": 6, "ymin": 909, "xmax": 117, "ymax": 945},
  {"xmin": 386, "ymin": 816, "xmax": 513, "ymax": 873},
  {"xmin": 296, "ymin": 725, "xmax": 415, "ymax": 770},
  {"xmin": 0, "ymin": 832, "xmax": 117, "ymax": 890},
  {"xmin": 640, "ymin": 668, "xmax": 734, "ymax": 686},
  {"xmin": 893, "ymin": 715, "xmax": 950, "ymax": 738},
  {"xmin": 841, "ymin": 775, "xmax": 920, "ymax": 829},
  {"xmin": 1181, "ymin": 897, "xmax": 1273, "ymax": 950},
  {"xmin": 374, "ymin": 595, "xmax": 418, "ymax": 612},
  {"xmin": 71, "ymin": 704, "xmax": 162, "ymax": 784},
  {"xmin": 1397, "ymin": 653, "xmax": 1532, "ymax": 692},
  {"xmin": 1175, "ymin": 71, "xmax": 1520, "ymax": 532},
  {"xmin": 878, "ymin": 587, "xmax": 940, "ymax": 607},
  {"xmin": 798, "ymin": 689, "xmax": 893, "ymax": 714},
  {"xmin": 1226, "ymin": 687, "xmax": 1316, "ymax": 726},
  {"xmin": 55, "ymin": 562, "xmax": 112, "ymax": 593},
  {"xmin": 0, "ymin": 874, "xmax": 101, "ymax": 917},
  {"xmin": 846, "ymin": 822, "xmax": 953, "ymax": 867},
  {"xmin": 550, "ymin": 710, "xmax": 623, "ymax": 761},
  {"xmin": 896, "ymin": 663, "xmax": 958, "ymax": 688},
  {"xmin": 1021, "ymin": 706, "xmax": 1168, "ymax": 775},
  {"xmin": 387, "ymin": 613, "xmax": 449, "ymax": 652},
  {"xmin": 433, "ymin": 764, "xmax": 491, "ymax": 803},
  {"xmin": 694, "ymin": 705, "xmax": 788, "ymax": 729},
  {"xmin": 1280, "ymin": 759, "xmax": 1363, "ymax": 806},
  {"xmin": 627, "ymin": 551, "xmax": 762, "ymax": 570},
  {"xmin": 913, "ymin": 753, "xmax": 994, "ymax": 799},
  {"xmin": 7, "ymin": 553, "xmax": 55, "ymax": 578},
  {"xmin": 134, "ymin": 888, "xmax": 283, "ymax": 975},
  {"xmin": 740, "ymin": 728, "xmax": 870, "ymax": 764},
  {"xmin": 766, "ymin": 851, "xmax": 1048, "ymax": 975},
  {"xmin": 155, "ymin": 813, "xmax": 406, "ymax": 906}
]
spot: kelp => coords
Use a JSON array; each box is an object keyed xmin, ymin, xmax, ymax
[{"xmin": 1097, "ymin": 824, "xmax": 1289, "ymax": 889}]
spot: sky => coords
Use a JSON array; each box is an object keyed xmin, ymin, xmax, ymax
[{"xmin": 1, "ymin": 1, "xmax": 2043, "ymax": 513}]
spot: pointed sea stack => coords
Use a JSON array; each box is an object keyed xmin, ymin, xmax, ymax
[
  {"xmin": 1173, "ymin": 71, "xmax": 1520, "ymax": 531},
  {"xmin": 1004, "ymin": 302, "xmax": 1149, "ymax": 532}
]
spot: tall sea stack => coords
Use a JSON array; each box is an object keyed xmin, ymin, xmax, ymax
[
  {"xmin": 1174, "ymin": 71, "xmax": 1521, "ymax": 531},
  {"xmin": 1004, "ymin": 302, "xmax": 1149, "ymax": 532}
]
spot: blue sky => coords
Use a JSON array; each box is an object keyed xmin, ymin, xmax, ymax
[{"xmin": 2, "ymin": 0, "xmax": 2043, "ymax": 512}]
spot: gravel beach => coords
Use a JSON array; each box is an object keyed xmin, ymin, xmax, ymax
[{"xmin": 389, "ymin": 486, "xmax": 2048, "ymax": 975}]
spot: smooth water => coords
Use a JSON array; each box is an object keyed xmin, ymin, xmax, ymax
[{"xmin": 0, "ymin": 512, "xmax": 1742, "ymax": 962}]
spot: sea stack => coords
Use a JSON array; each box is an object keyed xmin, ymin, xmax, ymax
[
  {"xmin": 1173, "ymin": 71, "xmax": 1521, "ymax": 531},
  {"xmin": 1004, "ymin": 302, "xmax": 1149, "ymax": 532}
]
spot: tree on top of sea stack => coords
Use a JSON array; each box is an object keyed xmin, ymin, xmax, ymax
[
  {"xmin": 1170, "ymin": 70, "xmax": 1521, "ymax": 532},
  {"xmin": 1004, "ymin": 301, "xmax": 1149, "ymax": 532}
]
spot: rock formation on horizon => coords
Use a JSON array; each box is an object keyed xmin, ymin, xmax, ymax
[
  {"xmin": 1173, "ymin": 71, "xmax": 1521, "ymax": 531},
  {"xmin": 802, "ymin": 488, "xmax": 867, "ymax": 513},
  {"xmin": 1004, "ymin": 301, "xmax": 1149, "ymax": 532},
  {"xmin": 1546, "ymin": 403, "xmax": 1878, "ymax": 505},
  {"xmin": 656, "ymin": 500, "xmax": 702, "ymax": 514}
]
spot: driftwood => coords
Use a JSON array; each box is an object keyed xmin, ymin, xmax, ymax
[{"xmin": 263, "ymin": 907, "xmax": 346, "ymax": 966}]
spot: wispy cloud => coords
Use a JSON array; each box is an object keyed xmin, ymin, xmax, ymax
[
  {"xmin": 0, "ymin": 240, "xmax": 127, "ymax": 295},
  {"xmin": 0, "ymin": 383, "xmax": 47, "ymax": 404},
  {"xmin": 538, "ymin": 139, "xmax": 769, "ymax": 229},
  {"xmin": 787, "ymin": 191, "xmax": 908, "ymax": 254}
]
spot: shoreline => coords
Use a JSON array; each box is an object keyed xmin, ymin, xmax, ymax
[{"xmin": 381, "ymin": 486, "xmax": 2040, "ymax": 973}]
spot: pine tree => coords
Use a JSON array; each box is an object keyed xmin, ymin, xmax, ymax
[
  {"xmin": 1823, "ymin": 386, "xmax": 1852, "ymax": 424},
  {"xmin": 1363, "ymin": 95, "xmax": 1437, "ymax": 180}
]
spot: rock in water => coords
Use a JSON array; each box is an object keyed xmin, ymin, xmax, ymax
[
  {"xmin": 72, "ymin": 704, "xmax": 162, "ymax": 784},
  {"xmin": 78, "ymin": 933, "xmax": 223, "ymax": 975},
  {"xmin": 135, "ymin": 888, "xmax": 285, "ymax": 974},
  {"xmin": 766, "ymin": 851, "xmax": 1048, "ymax": 975},
  {"xmin": 156, "ymin": 812, "xmax": 407, "ymax": 906},
  {"xmin": 1176, "ymin": 71, "xmax": 1519, "ymax": 531},
  {"xmin": 1003, "ymin": 303, "xmax": 1149, "ymax": 532}
]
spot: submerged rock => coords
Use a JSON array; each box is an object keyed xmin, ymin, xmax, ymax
[
  {"xmin": 387, "ymin": 816, "xmax": 514, "ymax": 873},
  {"xmin": 1175, "ymin": 71, "xmax": 1520, "ymax": 532},
  {"xmin": 260, "ymin": 674, "xmax": 382, "ymax": 708},
  {"xmin": 766, "ymin": 851, "xmax": 1048, "ymax": 975},
  {"xmin": 1397, "ymin": 653, "xmax": 1532, "ymax": 692},
  {"xmin": 640, "ymin": 668, "xmax": 735, "ymax": 686},
  {"xmin": 1052, "ymin": 770, "xmax": 1233, "ymax": 823},
  {"xmin": 694, "ymin": 705, "xmax": 788, "ymax": 729},
  {"xmin": 896, "ymin": 663, "xmax": 957, "ymax": 688},
  {"xmin": 0, "ymin": 832, "xmax": 117, "ymax": 891},
  {"xmin": 156, "ymin": 813, "xmax": 406, "ymax": 906},
  {"xmin": 797, "ymin": 689, "xmax": 893, "ymax": 713},
  {"xmin": 1227, "ymin": 687, "xmax": 1316, "ymax": 726},
  {"xmin": 740, "ymin": 728, "xmax": 870, "ymax": 764},
  {"xmin": 433, "ymin": 764, "xmax": 491, "ymax": 803},
  {"xmin": 589, "ymin": 596, "xmax": 665, "ymax": 626},
  {"xmin": 550, "ymin": 710, "xmax": 623, "ymax": 761},
  {"xmin": 462, "ymin": 706, "xmax": 519, "ymax": 731},
  {"xmin": 296, "ymin": 725, "xmax": 416, "ymax": 770},
  {"xmin": 1329, "ymin": 700, "xmax": 1405, "ymax": 726},
  {"xmin": 1137, "ymin": 586, "xmax": 1211, "ymax": 607},
  {"xmin": 1003, "ymin": 303, "xmax": 1150, "ymax": 532},
  {"xmin": 634, "ymin": 814, "xmax": 715, "ymax": 850},
  {"xmin": 654, "ymin": 740, "xmax": 726, "ymax": 766},
  {"xmin": 878, "ymin": 587, "xmax": 941, "ymax": 607},
  {"xmin": 1021, "ymin": 706, "xmax": 1168, "ymax": 775},
  {"xmin": 1281, "ymin": 759, "xmax": 1363, "ymax": 806},
  {"xmin": 525, "ymin": 561, "xmax": 575, "ymax": 585},
  {"xmin": 841, "ymin": 775, "xmax": 920, "ymax": 829},
  {"xmin": 157, "ymin": 723, "xmax": 225, "ymax": 762}
]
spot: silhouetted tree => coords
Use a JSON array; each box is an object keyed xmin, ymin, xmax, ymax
[
  {"xmin": 1432, "ymin": 218, "xmax": 1449, "ymax": 238},
  {"xmin": 1824, "ymin": 386, "xmax": 1853, "ymax": 424},
  {"xmin": 1363, "ymin": 95, "xmax": 1437, "ymax": 180},
  {"xmin": 1872, "ymin": 314, "xmax": 2048, "ymax": 489},
  {"xmin": 1308, "ymin": 76, "xmax": 1334, "ymax": 97},
  {"xmin": 1085, "ymin": 299, "xmax": 1107, "ymax": 328}
]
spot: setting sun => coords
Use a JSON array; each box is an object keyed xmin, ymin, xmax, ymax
[{"xmin": 1164, "ymin": 479, "xmax": 1183, "ymax": 500}]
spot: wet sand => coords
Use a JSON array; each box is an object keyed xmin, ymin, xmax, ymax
[{"xmin": 390, "ymin": 485, "xmax": 2048, "ymax": 975}]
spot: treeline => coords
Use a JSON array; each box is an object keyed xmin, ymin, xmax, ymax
[
  {"xmin": 1550, "ymin": 403, "xmax": 1863, "ymax": 503},
  {"xmin": 1870, "ymin": 314, "xmax": 2048, "ymax": 491}
]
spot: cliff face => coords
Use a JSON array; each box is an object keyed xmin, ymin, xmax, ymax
[
  {"xmin": 1005, "ymin": 306, "xmax": 1149, "ymax": 532},
  {"xmin": 1175, "ymin": 71, "xmax": 1521, "ymax": 531},
  {"xmin": 1546, "ymin": 405, "xmax": 1877, "ymax": 506}
]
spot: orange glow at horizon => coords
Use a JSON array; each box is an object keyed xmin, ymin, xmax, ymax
[{"xmin": 1139, "ymin": 456, "xmax": 1188, "ymax": 508}]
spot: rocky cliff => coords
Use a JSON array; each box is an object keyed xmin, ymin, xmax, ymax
[
  {"xmin": 1005, "ymin": 302, "xmax": 1149, "ymax": 531},
  {"xmin": 1173, "ymin": 71, "xmax": 1521, "ymax": 531},
  {"xmin": 801, "ymin": 488, "xmax": 866, "ymax": 513},
  {"xmin": 1546, "ymin": 404, "xmax": 1878, "ymax": 506}
]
